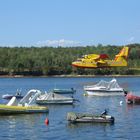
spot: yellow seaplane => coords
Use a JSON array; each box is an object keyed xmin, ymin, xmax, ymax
[{"xmin": 72, "ymin": 47, "xmax": 129, "ymax": 68}]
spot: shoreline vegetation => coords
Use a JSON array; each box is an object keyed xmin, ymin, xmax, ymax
[
  {"xmin": 0, "ymin": 43, "xmax": 140, "ymax": 76},
  {"xmin": 1, "ymin": 74, "xmax": 140, "ymax": 78}
]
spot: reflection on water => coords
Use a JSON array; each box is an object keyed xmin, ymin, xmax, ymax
[
  {"xmin": 0, "ymin": 113, "xmax": 48, "ymax": 128},
  {"xmin": 0, "ymin": 113, "xmax": 49, "ymax": 140},
  {"xmin": 67, "ymin": 121, "xmax": 114, "ymax": 129},
  {"xmin": 66, "ymin": 121, "xmax": 115, "ymax": 140}
]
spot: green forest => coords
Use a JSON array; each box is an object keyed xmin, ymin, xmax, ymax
[{"xmin": 0, "ymin": 43, "xmax": 140, "ymax": 76}]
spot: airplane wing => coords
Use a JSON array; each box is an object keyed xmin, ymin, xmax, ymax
[
  {"xmin": 97, "ymin": 60, "xmax": 106, "ymax": 64},
  {"xmin": 88, "ymin": 54, "xmax": 100, "ymax": 60}
]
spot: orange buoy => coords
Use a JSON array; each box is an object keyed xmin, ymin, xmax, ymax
[{"xmin": 45, "ymin": 118, "xmax": 49, "ymax": 125}]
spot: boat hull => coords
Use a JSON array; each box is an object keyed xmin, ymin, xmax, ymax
[
  {"xmin": 0, "ymin": 105, "xmax": 49, "ymax": 115},
  {"xmin": 85, "ymin": 90, "xmax": 124, "ymax": 96},
  {"xmin": 36, "ymin": 99, "xmax": 74, "ymax": 105},
  {"xmin": 126, "ymin": 93, "xmax": 140, "ymax": 104},
  {"xmin": 69, "ymin": 117, "xmax": 114, "ymax": 123},
  {"xmin": 53, "ymin": 89, "xmax": 76, "ymax": 94},
  {"xmin": 67, "ymin": 112, "xmax": 114, "ymax": 123}
]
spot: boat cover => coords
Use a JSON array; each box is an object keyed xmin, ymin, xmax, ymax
[
  {"xmin": 67, "ymin": 112, "xmax": 98, "ymax": 121},
  {"xmin": 84, "ymin": 78, "xmax": 122, "ymax": 90}
]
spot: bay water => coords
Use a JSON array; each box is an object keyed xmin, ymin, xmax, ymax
[{"xmin": 0, "ymin": 77, "xmax": 140, "ymax": 140}]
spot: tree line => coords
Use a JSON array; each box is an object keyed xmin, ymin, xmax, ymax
[{"xmin": 0, "ymin": 43, "xmax": 140, "ymax": 76}]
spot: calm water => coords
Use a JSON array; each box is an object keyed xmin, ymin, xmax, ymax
[{"xmin": 0, "ymin": 77, "xmax": 140, "ymax": 140}]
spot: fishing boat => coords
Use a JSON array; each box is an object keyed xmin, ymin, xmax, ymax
[
  {"xmin": 53, "ymin": 88, "xmax": 76, "ymax": 94},
  {"xmin": 2, "ymin": 90, "xmax": 23, "ymax": 99},
  {"xmin": 125, "ymin": 91, "xmax": 140, "ymax": 104},
  {"xmin": 0, "ymin": 89, "xmax": 49, "ymax": 115},
  {"xmin": 84, "ymin": 78, "xmax": 124, "ymax": 96},
  {"xmin": 67, "ymin": 110, "xmax": 115, "ymax": 123},
  {"xmin": 36, "ymin": 92, "xmax": 74, "ymax": 105}
]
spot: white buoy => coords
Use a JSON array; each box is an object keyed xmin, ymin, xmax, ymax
[{"xmin": 120, "ymin": 101, "xmax": 123, "ymax": 105}]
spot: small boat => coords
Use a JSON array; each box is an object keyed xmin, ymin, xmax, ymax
[
  {"xmin": 0, "ymin": 89, "xmax": 49, "ymax": 115},
  {"xmin": 53, "ymin": 88, "xmax": 76, "ymax": 94},
  {"xmin": 125, "ymin": 91, "xmax": 140, "ymax": 104},
  {"xmin": 84, "ymin": 78, "xmax": 124, "ymax": 96},
  {"xmin": 2, "ymin": 94, "xmax": 23, "ymax": 100},
  {"xmin": 2, "ymin": 89, "xmax": 23, "ymax": 99},
  {"xmin": 36, "ymin": 92, "xmax": 74, "ymax": 105},
  {"xmin": 67, "ymin": 110, "xmax": 115, "ymax": 123},
  {"xmin": 0, "ymin": 104, "xmax": 48, "ymax": 114}
]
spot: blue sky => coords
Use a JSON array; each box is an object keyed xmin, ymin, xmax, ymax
[{"xmin": 0, "ymin": 0, "xmax": 140, "ymax": 47}]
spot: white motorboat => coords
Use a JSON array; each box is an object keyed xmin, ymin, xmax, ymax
[
  {"xmin": 84, "ymin": 79, "xmax": 124, "ymax": 96},
  {"xmin": 36, "ymin": 92, "xmax": 74, "ymax": 104}
]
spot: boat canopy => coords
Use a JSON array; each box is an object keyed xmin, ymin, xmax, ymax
[{"xmin": 84, "ymin": 79, "xmax": 122, "ymax": 90}]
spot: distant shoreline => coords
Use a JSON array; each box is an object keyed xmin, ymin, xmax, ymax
[{"xmin": 0, "ymin": 74, "xmax": 140, "ymax": 78}]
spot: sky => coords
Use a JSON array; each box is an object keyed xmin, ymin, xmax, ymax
[{"xmin": 0, "ymin": 0, "xmax": 140, "ymax": 47}]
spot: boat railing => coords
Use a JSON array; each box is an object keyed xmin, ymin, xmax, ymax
[
  {"xmin": 28, "ymin": 91, "xmax": 42, "ymax": 106},
  {"xmin": 44, "ymin": 93, "xmax": 51, "ymax": 100},
  {"xmin": 19, "ymin": 89, "xmax": 42, "ymax": 106},
  {"xmin": 107, "ymin": 81, "xmax": 122, "ymax": 90},
  {"xmin": 84, "ymin": 80, "xmax": 109, "ymax": 89}
]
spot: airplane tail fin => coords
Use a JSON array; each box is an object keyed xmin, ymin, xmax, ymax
[{"xmin": 115, "ymin": 47, "xmax": 130, "ymax": 61}]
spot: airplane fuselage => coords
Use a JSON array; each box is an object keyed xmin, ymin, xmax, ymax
[{"xmin": 72, "ymin": 58, "xmax": 127, "ymax": 68}]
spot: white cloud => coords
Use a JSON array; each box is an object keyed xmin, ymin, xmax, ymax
[
  {"xmin": 36, "ymin": 39, "xmax": 81, "ymax": 47},
  {"xmin": 127, "ymin": 36, "xmax": 135, "ymax": 43}
]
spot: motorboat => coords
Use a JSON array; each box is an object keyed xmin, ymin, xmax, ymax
[
  {"xmin": 53, "ymin": 88, "xmax": 76, "ymax": 94},
  {"xmin": 67, "ymin": 110, "xmax": 115, "ymax": 123},
  {"xmin": 0, "ymin": 89, "xmax": 49, "ymax": 115},
  {"xmin": 84, "ymin": 78, "xmax": 124, "ymax": 96},
  {"xmin": 2, "ymin": 89, "xmax": 23, "ymax": 99},
  {"xmin": 36, "ymin": 92, "xmax": 75, "ymax": 105},
  {"xmin": 125, "ymin": 91, "xmax": 140, "ymax": 104},
  {"xmin": 2, "ymin": 94, "xmax": 23, "ymax": 100}
]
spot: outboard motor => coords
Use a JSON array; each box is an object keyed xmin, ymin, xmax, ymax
[{"xmin": 101, "ymin": 109, "xmax": 108, "ymax": 116}]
